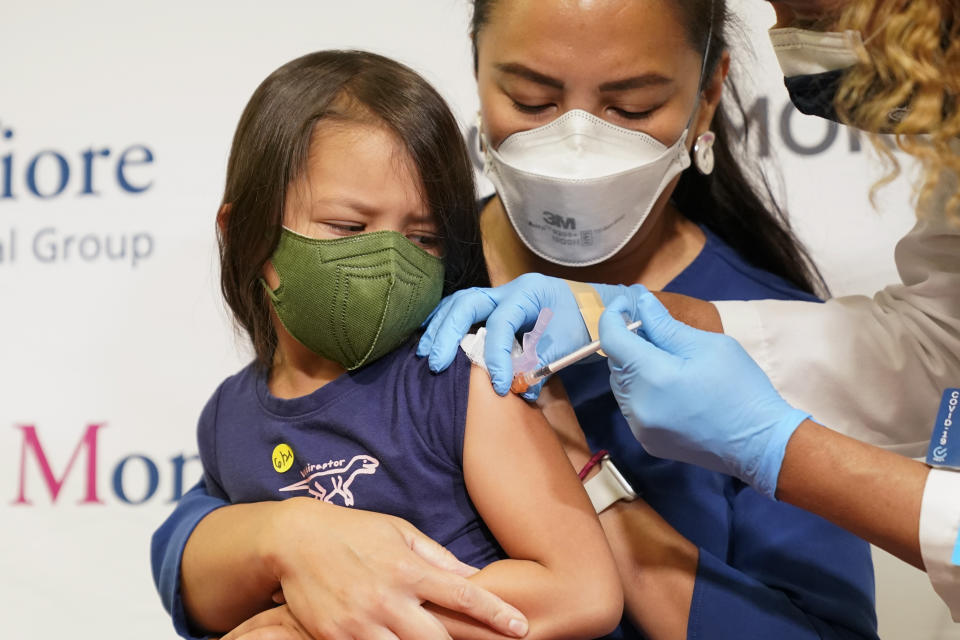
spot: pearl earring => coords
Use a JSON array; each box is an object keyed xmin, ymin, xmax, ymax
[{"xmin": 693, "ymin": 131, "xmax": 715, "ymax": 175}]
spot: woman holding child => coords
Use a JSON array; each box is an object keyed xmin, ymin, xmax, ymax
[{"xmin": 152, "ymin": 1, "xmax": 884, "ymax": 638}]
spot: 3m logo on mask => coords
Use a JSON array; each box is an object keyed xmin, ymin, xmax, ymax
[{"xmin": 543, "ymin": 211, "xmax": 576, "ymax": 230}]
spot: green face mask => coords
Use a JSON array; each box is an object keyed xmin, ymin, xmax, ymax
[{"xmin": 264, "ymin": 228, "xmax": 444, "ymax": 370}]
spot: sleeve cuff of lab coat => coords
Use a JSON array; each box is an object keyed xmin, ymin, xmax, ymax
[{"xmin": 920, "ymin": 468, "xmax": 960, "ymax": 622}]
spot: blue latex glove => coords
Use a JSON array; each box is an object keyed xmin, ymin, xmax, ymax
[
  {"xmin": 418, "ymin": 273, "xmax": 627, "ymax": 397},
  {"xmin": 599, "ymin": 285, "xmax": 811, "ymax": 499}
]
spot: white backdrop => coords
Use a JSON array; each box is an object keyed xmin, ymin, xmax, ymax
[{"xmin": 0, "ymin": 1, "xmax": 954, "ymax": 638}]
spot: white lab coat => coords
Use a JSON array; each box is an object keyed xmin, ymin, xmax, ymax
[
  {"xmin": 716, "ymin": 29, "xmax": 960, "ymax": 618},
  {"xmin": 725, "ymin": 29, "xmax": 960, "ymax": 458},
  {"xmin": 717, "ymin": 210, "xmax": 960, "ymax": 621}
]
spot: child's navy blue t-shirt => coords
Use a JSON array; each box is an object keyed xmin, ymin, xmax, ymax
[{"xmin": 197, "ymin": 339, "xmax": 505, "ymax": 570}]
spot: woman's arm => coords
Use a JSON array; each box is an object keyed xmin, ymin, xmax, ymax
[
  {"xmin": 177, "ymin": 496, "xmax": 529, "ymax": 639},
  {"xmin": 536, "ymin": 377, "xmax": 698, "ymax": 639},
  {"xmin": 426, "ymin": 366, "xmax": 623, "ymax": 640},
  {"xmin": 178, "ymin": 499, "xmax": 283, "ymax": 631},
  {"xmin": 611, "ymin": 300, "xmax": 960, "ymax": 622},
  {"xmin": 778, "ymin": 419, "xmax": 929, "ymax": 568}
]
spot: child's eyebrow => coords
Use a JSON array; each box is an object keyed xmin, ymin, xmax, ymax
[
  {"xmin": 313, "ymin": 196, "xmax": 376, "ymax": 216},
  {"xmin": 405, "ymin": 212, "xmax": 436, "ymax": 224},
  {"xmin": 314, "ymin": 196, "xmax": 433, "ymax": 224}
]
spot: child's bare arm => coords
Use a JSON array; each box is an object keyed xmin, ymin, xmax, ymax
[
  {"xmin": 427, "ymin": 365, "xmax": 623, "ymax": 639},
  {"xmin": 537, "ymin": 378, "xmax": 698, "ymax": 640}
]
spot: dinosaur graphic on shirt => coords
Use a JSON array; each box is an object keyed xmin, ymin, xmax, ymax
[{"xmin": 279, "ymin": 454, "xmax": 379, "ymax": 506}]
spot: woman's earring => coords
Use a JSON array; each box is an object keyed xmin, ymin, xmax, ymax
[
  {"xmin": 693, "ymin": 131, "xmax": 715, "ymax": 175},
  {"xmin": 476, "ymin": 111, "xmax": 485, "ymax": 151}
]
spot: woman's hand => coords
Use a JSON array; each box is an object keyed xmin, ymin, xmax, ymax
[
  {"xmin": 418, "ymin": 274, "xmax": 599, "ymax": 398},
  {"xmin": 182, "ymin": 498, "xmax": 528, "ymax": 640},
  {"xmin": 268, "ymin": 499, "xmax": 529, "ymax": 640},
  {"xmin": 417, "ymin": 275, "xmax": 724, "ymax": 402}
]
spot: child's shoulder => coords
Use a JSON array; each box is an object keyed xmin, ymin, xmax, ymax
[
  {"xmin": 213, "ymin": 361, "xmax": 261, "ymax": 402},
  {"xmin": 360, "ymin": 336, "xmax": 474, "ymax": 421},
  {"xmin": 198, "ymin": 362, "xmax": 262, "ymax": 427},
  {"xmin": 379, "ymin": 336, "xmax": 475, "ymax": 463},
  {"xmin": 378, "ymin": 335, "xmax": 473, "ymax": 384}
]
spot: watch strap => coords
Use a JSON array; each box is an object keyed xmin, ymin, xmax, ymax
[{"xmin": 583, "ymin": 455, "xmax": 638, "ymax": 513}]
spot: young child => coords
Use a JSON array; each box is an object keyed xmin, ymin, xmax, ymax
[{"xmin": 182, "ymin": 50, "xmax": 621, "ymax": 639}]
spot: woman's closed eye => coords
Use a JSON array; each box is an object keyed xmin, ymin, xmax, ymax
[
  {"xmin": 609, "ymin": 105, "xmax": 659, "ymax": 121},
  {"xmin": 510, "ymin": 98, "xmax": 661, "ymax": 122},
  {"xmin": 511, "ymin": 99, "xmax": 555, "ymax": 116}
]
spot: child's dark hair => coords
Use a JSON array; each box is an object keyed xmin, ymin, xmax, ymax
[{"xmin": 219, "ymin": 50, "xmax": 489, "ymax": 369}]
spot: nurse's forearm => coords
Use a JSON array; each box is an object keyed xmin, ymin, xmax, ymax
[{"xmin": 777, "ymin": 419, "xmax": 929, "ymax": 568}]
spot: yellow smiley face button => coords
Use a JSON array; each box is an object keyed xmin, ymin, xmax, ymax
[{"xmin": 272, "ymin": 443, "xmax": 294, "ymax": 473}]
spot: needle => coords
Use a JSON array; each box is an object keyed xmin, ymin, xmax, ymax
[{"xmin": 510, "ymin": 320, "xmax": 643, "ymax": 393}]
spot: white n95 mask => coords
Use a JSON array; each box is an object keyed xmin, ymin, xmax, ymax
[{"xmin": 483, "ymin": 109, "xmax": 692, "ymax": 267}]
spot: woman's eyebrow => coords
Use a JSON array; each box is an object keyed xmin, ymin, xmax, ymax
[
  {"xmin": 599, "ymin": 73, "xmax": 672, "ymax": 92},
  {"xmin": 494, "ymin": 62, "xmax": 564, "ymax": 89},
  {"xmin": 494, "ymin": 63, "xmax": 671, "ymax": 93}
]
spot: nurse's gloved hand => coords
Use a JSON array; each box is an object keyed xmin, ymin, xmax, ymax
[
  {"xmin": 600, "ymin": 286, "xmax": 811, "ymax": 499},
  {"xmin": 418, "ymin": 273, "xmax": 626, "ymax": 398}
]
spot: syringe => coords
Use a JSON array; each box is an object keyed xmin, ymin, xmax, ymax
[{"xmin": 510, "ymin": 320, "xmax": 643, "ymax": 394}]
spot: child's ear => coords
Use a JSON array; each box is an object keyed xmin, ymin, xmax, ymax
[{"xmin": 217, "ymin": 203, "xmax": 232, "ymax": 235}]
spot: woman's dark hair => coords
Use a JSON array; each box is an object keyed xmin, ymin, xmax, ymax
[
  {"xmin": 220, "ymin": 50, "xmax": 489, "ymax": 368},
  {"xmin": 471, "ymin": 0, "xmax": 827, "ymax": 296}
]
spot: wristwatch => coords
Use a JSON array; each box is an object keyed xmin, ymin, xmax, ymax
[{"xmin": 583, "ymin": 454, "xmax": 637, "ymax": 513}]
